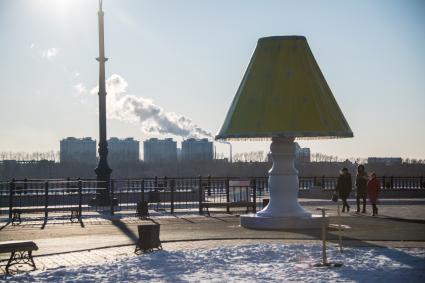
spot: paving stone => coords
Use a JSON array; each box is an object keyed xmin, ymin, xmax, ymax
[{"xmin": 1, "ymin": 203, "xmax": 424, "ymax": 275}]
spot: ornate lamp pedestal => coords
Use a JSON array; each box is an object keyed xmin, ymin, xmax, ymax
[
  {"xmin": 89, "ymin": 159, "xmax": 113, "ymax": 207},
  {"xmin": 241, "ymin": 137, "xmax": 322, "ymax": 229},
  {"xmin": 89, "ymin": 143, "xmax": 118, "ymax": 207}
]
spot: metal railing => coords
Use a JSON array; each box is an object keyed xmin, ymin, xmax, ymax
[{"xmin": 0, "ymin": 176, "xmax": 423, "ymax": 220}]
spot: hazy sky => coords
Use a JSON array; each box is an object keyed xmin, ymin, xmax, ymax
[{"xmin": 0, "ymin": 0, "xmax": 424, "ymax": 159}]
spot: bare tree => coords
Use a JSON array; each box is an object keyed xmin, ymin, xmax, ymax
[{"xmin": 0, "ymin": 151, "xmax": 60, "ymax": 162}]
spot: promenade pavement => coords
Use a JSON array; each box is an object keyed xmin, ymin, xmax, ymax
[{"xmin": 0, "ymin": 199, "xmax": 424, "ymax": 275}]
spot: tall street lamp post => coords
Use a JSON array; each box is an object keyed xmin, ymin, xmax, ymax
[{"xmin": 92, "ymin": 0, "xmax": 112, "ymax": 206}]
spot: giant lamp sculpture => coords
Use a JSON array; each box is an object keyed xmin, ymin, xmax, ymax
[{"xmin": 216, "ymin": 36, "xmax": 353, "ymax": 229}]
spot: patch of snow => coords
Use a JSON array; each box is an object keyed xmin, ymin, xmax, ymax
[{"xmin": 7, "ymin": 244, "xmax": 425, "ymax": 282}]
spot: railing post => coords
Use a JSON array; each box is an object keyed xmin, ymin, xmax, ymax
[
  {"xmin": 78, "ymin": 178, "xmax": 82, "ymax": 218},
  {"xmin": 44, "ymin": 181, "xmax": 49, "ymax": 219},
  {"xmin": 24, "ymin": 178, "xmax": 28, "ymax": 195},
  {"xmin": 154, "ymin": 176, "xmax": 158, "ymax": 188},
  {"xmin": 313, "ymin": 176, "xmax": 317, "ymax": 187},
  {"xmin": 8, "ymin": 178, "xmax": 15, "ymax": 220},
  {"xmin": 251, "ymin": 178, "xmax": 257, "ymax": 213},
  {"xmin": 421, "ymin": 176, "xmax": 424, "ymax": 189},
  {"xmin": 321, "ymin": 176, "xmax": 325, "ymax": 189},
  {"xmin": 382, "ymin": 176, "xmax": 386, "ymax": 190},
  {"xmin": 390, "ymin": 176, "xmax": 394, "ymax": 189},
  {"xmin": 198, "ymin": 176, "xmax": 203, "ymax": 215},
  {"xmin": 110, "ymin": 179, "xmax": 115, "ymax": 216},
  {"xmin": 226, "ymin": 178, "xmax": 230, "ymax": 213},
  {"xmin": 141, "ymin": 179, "xmax": 145, "ymax": 203},
  {"xmin": 207, "ymin": 175, "xmax": 211, "ymax": 196},
  {"xmin": 170, "ymin": 179, "xmax": 175, "ymax": 214}
]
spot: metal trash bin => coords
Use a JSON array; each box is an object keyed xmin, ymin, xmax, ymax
[{"xmin": 135, "ymin": 224, "xmax": 162, "ymax": 254}]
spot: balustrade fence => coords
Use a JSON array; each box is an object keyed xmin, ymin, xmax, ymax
[{"xmin": 0, "ymin": 176, "xmax": 423, "ymax": 220}]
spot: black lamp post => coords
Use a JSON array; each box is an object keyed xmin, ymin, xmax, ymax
[{"xmin": 92, "ymin": 0, "xmax": 112, "ymax": 206}]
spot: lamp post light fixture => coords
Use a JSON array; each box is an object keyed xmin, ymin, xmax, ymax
[{"xmin": 216, "ymin": 36, "xmax": 353, "ymax": 229}]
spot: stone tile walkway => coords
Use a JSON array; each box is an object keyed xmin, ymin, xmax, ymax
[{"xmin": 1, "ymin": 202, "xmax": 424, "ymax": 276}]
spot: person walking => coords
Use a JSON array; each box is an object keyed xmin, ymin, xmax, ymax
[
  {"xmin": 336, "ymin": 167, "xmax": 352, "ymax": 212},
  {"xmin": 367, "ymin": 172, "xmax": 380, "ymax": 216},
  {"xmin": 355, "ymin": 165, "xmax": 368, "ymax": 213}
]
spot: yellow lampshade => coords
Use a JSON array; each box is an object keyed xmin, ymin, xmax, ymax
[{"xmin": 216, "ymin": 36, "xmax": 353, "ymax": 140}]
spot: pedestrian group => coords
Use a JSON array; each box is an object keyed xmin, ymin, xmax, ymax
[{"xmin": 335, "ymin": 165, "xmax": 380, "ymax": 216}]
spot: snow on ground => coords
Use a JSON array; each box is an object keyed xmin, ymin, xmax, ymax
[{"xmin": 7, "ymin": 244, "xmax": 425, "ymax": 282}]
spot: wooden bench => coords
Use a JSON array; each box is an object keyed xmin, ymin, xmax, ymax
[
  {"xmin": 12, "ymin": 207, "xmax": 81, "ymax": 224},
  {"xmin": 200, "ymin": 201, "xmax": 256, "ymax": 216},
  {"xmin": 0, "ymin": 241, "xmax": 38, "ymax": 273}
]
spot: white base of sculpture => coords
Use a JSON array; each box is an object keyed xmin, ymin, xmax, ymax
[
  {"xmin": 241, "ymin": 137, "xmax": 321, "ymax": 230},
  {"xmin": 240, "ymin": 214, "xmax": 323, "ymax": 230}
]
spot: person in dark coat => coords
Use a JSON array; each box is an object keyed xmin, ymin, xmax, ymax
[
  {"xmin": 336, "ymin": 167, "xmax": 352, "ymax": 212},
  {"xmin": 367, "ymin": 172, "xmax": 380, "ymax": 216},
  {"xmin": 355, "ymin": 165, "xmax": 368, "ymax": 213}
]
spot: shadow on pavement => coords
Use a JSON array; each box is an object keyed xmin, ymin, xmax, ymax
[
  {"xmin": 377, "ymin": 216, "xmax": 425, "ymax": 224},
  {"xmin": 0, "ymin": 222, "xmax": 10, "ymax": 231}
]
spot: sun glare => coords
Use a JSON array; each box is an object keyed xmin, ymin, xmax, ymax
[{"xmin": 32, "ymin": 0, "xmax": 88, "ymax": 19}]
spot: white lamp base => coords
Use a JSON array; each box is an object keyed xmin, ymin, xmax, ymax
[
  {"xmin": 241, "ymin": 214, "xmax": 323, "ymax": 230},
  {"xmin": 241, "ymin": 137, "xmax": 320, "ymax": 229}
]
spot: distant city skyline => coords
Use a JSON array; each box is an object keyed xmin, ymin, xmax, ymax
[
  {"xmin": 3, "ymin": 135, "xmax": 419, "ymax": 164},
  {"xmin": 0, "ymin": 0, "xmax": 424, "ymax": 159}
]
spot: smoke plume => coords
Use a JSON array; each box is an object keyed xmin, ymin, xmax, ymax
[{"xmin": 91, "ymin": 74, "xmax": 212, "ymax": 139}]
